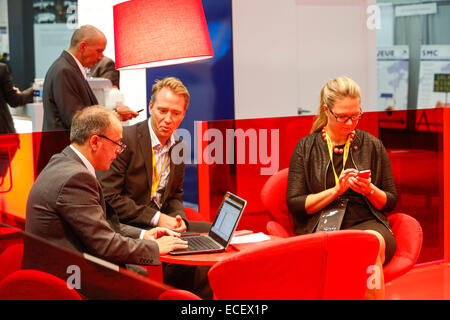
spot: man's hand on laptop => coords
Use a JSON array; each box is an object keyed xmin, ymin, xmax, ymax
[
  {"xmin": 143, "ymin": 227, "xmax": 181, "ymax": 241},
  {"xmin": 155, "ymin": 236, "xmax": 188, "ymax": 255},
  {"xmin": 158, "ymin": 214, "xmax": 187, "ymax": 232}
]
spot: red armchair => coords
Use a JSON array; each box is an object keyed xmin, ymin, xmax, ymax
[
  {"xmin": 260, "ymin": 168, "xmax": 294, "ymax": 238},
  {"xmin": 208, "ymin": 230, "xmax": 379, "ymax": 299},
  {"xmin": 184, "ymin": 206, "xmax": 207, "ymax": 221},
  {"xmin": 158, "ymin": 289, "xmax": 202, "ymax": 300},
  {"xmin": 0, "ymin": 269, "xmax": 83, "ymax": 300},
  {"xmin": 261, "ymin": 168, "xmax": 423, "ymax": 284},
  {"xmin": 0, "ymin": 243, "xmax": 23, "ymax": 282},
  {"xmin": 383, "ymin": 213, "xmax": 423, "ymax": 283},
  {"xmin": 0, "ymin": 227, "xmax": 24, "ymax": 282},
  {"xmin": 0, "ymin": 226, "xmax": 23, "ymax": 253}
]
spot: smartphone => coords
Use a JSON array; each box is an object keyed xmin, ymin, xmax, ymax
[
  {"xmin": 358, "ymin": 170, "xmax": 371, "ymax": 179},
  {"xmin": 137, "ymin": 109, "xmax": 144, "ymax": 113}
]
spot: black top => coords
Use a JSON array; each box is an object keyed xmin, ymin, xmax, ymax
[
  {"xmin": 287, "ymin": 129, "xmax": 397, "ymax": 236},
  {"xmin": 326, "ymin": 144, "xmax": 376, "ymax": 228},
  {"xmin": 0, "ymin": 63, "xmax": 33, "ymax": 134}
]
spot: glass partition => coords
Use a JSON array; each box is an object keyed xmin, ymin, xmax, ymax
[
  {"xmin": 0, "ymin": 109, "xmax": 446, "ymax": 268},
  {"xmin": 0, "ymin": 129, "xmax": 186, "ymax": 300},
  {"xmin": 198, "ymin": 108, "xmax": 445, "ymax": 264},
  {"xmin": 0, "ymin": 130, "xmax": 69, "ymax": 220},
  {"xmin": 0, "ymin": 222, "xmax": 171, "ymax": 299}
]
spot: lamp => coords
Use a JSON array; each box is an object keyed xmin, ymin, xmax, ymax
[{"xmin": 113, "ymin": 0, "xmax": 214, "ymax": 70}]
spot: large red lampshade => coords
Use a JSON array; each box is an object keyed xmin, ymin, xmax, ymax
[{"xmin": 113, "ymin": 0, "xmax": 214, "ymax": 70}]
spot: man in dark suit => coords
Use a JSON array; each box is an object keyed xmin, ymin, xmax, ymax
[
  {"xmin": 42, "ymin": 25, "xmax": 137, "ymax": 131},
  {"xmin": 97, "ymin": 77, "xmax": 212, "ymax": 299},
  {"xmin": 0, "ymin": 62, "xmax": 33, "ymax": 134},
  {"xmin": 0, "ymin": 62, "xmax": 33, "ymax": 179},
  {"xmin": 90, "ymin": 56, "xmax": 120, "ymax": 88},
  {"xmin": 98, "ymin": 77, "xmax": 210, "ymax": 233},
  {"xmin": 26, "ymin": 105, "xmax": 188, "ymax": 268}
]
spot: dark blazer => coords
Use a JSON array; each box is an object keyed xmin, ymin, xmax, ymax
[
  {"xmin": 42, "ymin": 51, "xmax": 98, "ymax": 131},
  {"xmin": 25, "ymin": 145, "xmax": 160, "ymax": 266},
  {"xmin": 286, "ymin": 129, "xmax": 397, "ymax": 236},
  {"xmin": 91, "ymin": 56, "xmax": 120, "ymax": 88},
  {"xmin": 0, "ymin": 63, "xmax": 33, "ymax": 134},
  {"xmin": 97, "ymin": 120, "xmax": 188, "ymax": 229}
]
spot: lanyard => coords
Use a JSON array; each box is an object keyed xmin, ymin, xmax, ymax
[
  {"xmin": 151, "ymin": 146, "xmax": 168, "ymax": 197},
  {"xmin": 324, "ymin": 131, "xmax": 351, "ymax": 186}
]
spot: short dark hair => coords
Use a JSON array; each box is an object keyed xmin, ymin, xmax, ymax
[{"xmin": 70, "ymin": 105, "xmax": 120, "ymax": 144}]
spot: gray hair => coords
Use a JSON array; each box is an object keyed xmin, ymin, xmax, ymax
[
  {"xmin": 70, "ymin": 105, "xmax": 120, "ymax": 144},
  {"xmin": 69, "ymin": 25, "xmax": 105, "ymax": 49}
]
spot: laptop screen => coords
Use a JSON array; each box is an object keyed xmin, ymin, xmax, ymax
[{"xmin": 209, "ymin": 192, "xmax": 246, "ymax": 245}]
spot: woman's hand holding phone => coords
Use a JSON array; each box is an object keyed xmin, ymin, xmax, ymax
[
  {"xmin": 349, "ymin": 169, "xmax": 372, "ymax": 195},
  {"xmin": 357, "ymin": 170, "xmax": 371, "ymax": 179}
]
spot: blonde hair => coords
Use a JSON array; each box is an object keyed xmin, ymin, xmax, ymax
[
  {"xmin": 310, "ymin": 76, "xmax": 361, "ymax": 133},
  {"xmin": 151, "ymin": 77, "xmax": 190, "ymax": 109}
]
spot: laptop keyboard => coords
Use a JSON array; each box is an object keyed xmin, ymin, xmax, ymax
[{"xmin": 184, "ymin": 235, "xmax": 222, "ymax": 251}]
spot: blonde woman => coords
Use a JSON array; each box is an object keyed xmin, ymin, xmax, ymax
[{"xmin": 286, "ymin": 76, "xmax": 397, "ymax": 299}]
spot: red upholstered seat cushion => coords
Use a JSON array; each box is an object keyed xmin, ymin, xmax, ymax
[
  {"xmin": 0, "ymin": 242, "xmax": 23, "ymax": 282},
  {"xmin": 158, "ymin": 289, "xmax": 202, "ymax": 300},
  {"xmin": 383, "ymin": 213, "xmax": 423, "ymax": 283},
  {"xmin": 208, "ymin": 230, "xmax": 379, "ymax": 300},
  {"xmin": 260, "ymin": 168, "xmax": 294, "ymax": 236},
  {"xmin": 0, "ymin": 269, "xmax": 82, "ymax": 300}
]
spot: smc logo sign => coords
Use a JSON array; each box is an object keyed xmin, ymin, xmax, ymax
[{"xmin": 422, "ymin": 49, "xmax": 439, "ymax": 57}]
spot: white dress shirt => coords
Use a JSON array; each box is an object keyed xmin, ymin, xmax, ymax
[
  {"xmin": 66, "ymin": 50, "xmax": 87, "ymax": 79},
  {"xmin": 70, "ymin": 145, "xmax": 95, "ymax": 177}
]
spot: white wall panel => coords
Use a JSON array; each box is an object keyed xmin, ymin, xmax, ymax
[
  {"xmin": 232, "ymin": 0, "xmax": 298, "ymax": 119},
  {"xmin": 232, "ymin": 0, "xmax": 378, "ymax": 119}
]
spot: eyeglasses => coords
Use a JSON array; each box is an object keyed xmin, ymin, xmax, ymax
[
  {"xmin": 97, "ymin": 134, "xmax": 127, "ymax": 153},
  {"xmin": 328, "ymin": 108, "xmax": 363, "ymax": 123}
]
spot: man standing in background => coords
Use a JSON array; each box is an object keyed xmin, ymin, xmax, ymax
[
  {"xmin": 42, "ymin": 25, "xmax": 137, "ymax": 131},
  {"xmin": 90, "ymin": 56, "xmax": 120, "ymax": 88},
  {"xmin": 0, "ymin": 62, "xmax": 33, "ymax": 134}
]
